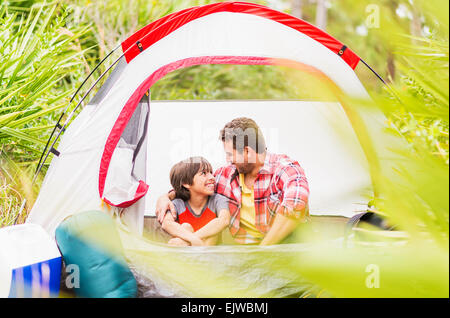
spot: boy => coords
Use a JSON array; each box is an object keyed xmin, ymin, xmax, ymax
[{"xmin": 162, "ymin": 157, "xmax": 230, "ymax": 246}]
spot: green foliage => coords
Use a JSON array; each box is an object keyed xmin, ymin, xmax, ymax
[
  {"xmin": 0, "ymin": 1, "xmax": 91, "ymax": 164},
  {"xmin": 271, "ymin": 0, "xmax": 449, "ymax": 297},
  {"xmin": 65, "ymin": 0, "xmax": 225, "ymax": 65},
  {"xmin": 392, "ymin": 34, "xmax": 449, "ymax": 163},
  {"xmin": 269, "ymin": 240, "xmax": 448, "ymax": 298},
  {"xmin": 0, "ymin": 154, "xmax": 39, "ymax": 226},
  {"xmin": 152, "ymin": 64, "xmax": 302, "ymax": 100},
  {"xmin": 0, "ymin": 173, "xmax": 23, "ymax": 227}
]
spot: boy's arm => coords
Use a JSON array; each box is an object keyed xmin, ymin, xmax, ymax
[
  {"xmin": 161, "ymin": 213, "xmax": 204, "ymax": 246},
  {"xmin": 194, "ymin": 209, "xmax": 230, "ymax": 240}
]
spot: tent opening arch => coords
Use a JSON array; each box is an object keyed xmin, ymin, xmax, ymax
[{"xmin": 100, "ymin": 56, "xmax": 377, "ymax": 211}]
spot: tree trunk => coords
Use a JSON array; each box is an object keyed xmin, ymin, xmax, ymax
[
  {"xmin": 316, "ymin": 0, "xmax": 327, "ymax": 30},
  {"xmin": 410, "ymin": 6, "xmax": 422, "ymax": 44},
  {"xmin": 387, "ymin": 51, "xmax": 396, "ymax": 82},
  {"xmin": 291, "ymin": 0, "xmax": 303, "ymax": 19}
]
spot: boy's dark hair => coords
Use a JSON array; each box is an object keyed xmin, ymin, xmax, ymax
[
  {"xmin": 219, "ymin": 117, "xmax": 266, "ymax": 154},
  {"xmin": 169, "ymin": 156, "xmax": 213, "ymax": 201}
]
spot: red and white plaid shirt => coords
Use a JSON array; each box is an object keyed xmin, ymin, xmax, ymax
[{"xmin": 214, "ymin": 152, "xmax": 310, "ymax": 244}]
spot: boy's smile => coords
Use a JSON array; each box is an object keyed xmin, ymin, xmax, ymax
[
  {"xmin": 205, "ymin": 179, "xmax": 215, "ymax": 191},
  {"xmin": 185, "ymin": 169, "xmax": 215, "ymax": 196}
]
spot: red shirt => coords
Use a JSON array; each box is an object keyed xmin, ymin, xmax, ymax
[
  {"xmin": 172, "ymin": 194, "xmax": 229, "ymax": 232},
  {"xmin": 178, "ymin": 207, "xmax": 216, "ymax": 232}
]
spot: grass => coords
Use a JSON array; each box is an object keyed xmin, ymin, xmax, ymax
[
  {"xmin": 0, "ymin": 173, "xmax": 23, "ymax": 227},
  {"xmin": 0, "ymin": 154, "xmax": 38, "ymax": 226}
]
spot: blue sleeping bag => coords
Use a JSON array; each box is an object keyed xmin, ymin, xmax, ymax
[{"xmin": 55, "ymin": 211, "xmax": 137, "ymax": 298}]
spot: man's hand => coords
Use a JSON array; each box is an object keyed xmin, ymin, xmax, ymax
[
  {"xmin": 155, "ymin": 193, "xmax": 176, "ymax": 223},
  {"xmin": 260, "ymin": 213, "xmax": 301, "ymax": 246}
]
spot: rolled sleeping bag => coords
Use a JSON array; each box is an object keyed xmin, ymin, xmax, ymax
[{"xmin": 55, "ymin": 210, "xmax": 137, "ymax": 298}]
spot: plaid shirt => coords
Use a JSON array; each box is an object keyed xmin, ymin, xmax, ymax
[{"xmin": 214, "ymin": 152, "xmax": 310, "ymax": 244}]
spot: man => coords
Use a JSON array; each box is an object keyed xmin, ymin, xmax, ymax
[{"xmin": 156, "ymin": 117, "xmax": 309, "ymax": 245}]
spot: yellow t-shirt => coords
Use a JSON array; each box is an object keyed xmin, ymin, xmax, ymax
[{"xmin": 239, "ymin": 173, "xmax": 264, "ymax": 240}]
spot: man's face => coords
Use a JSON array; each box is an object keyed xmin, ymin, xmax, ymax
[{"xmin": 223, "ymin": 141, "xmax": 255, "ymax": 175}]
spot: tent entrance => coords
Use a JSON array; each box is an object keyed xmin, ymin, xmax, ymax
[
  {"xmin": 27, "ymin": 1, "xmax": 391, "ymax": 238},
  {"xmin": 139, "ymin": 100, "xmax": 372, "ymax": 220}
]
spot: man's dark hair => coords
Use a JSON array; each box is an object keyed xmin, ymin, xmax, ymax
[
  {"xmin": 219, "ymin": 117, "xmax": 266, "ymax": 154},
  {"xmin": 169, "ymin": 156, "xmax": 213, "ymax": 201}
]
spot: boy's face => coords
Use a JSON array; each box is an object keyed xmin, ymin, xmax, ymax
[{"xmin": 184, "ymin": 168, "xmax": 215, "ymax": 197}]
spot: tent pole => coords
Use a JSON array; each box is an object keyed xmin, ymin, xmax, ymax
[
  {"xmin": 359, "ymin": 58, "xmax": 387, "ymax": 86},
  {"xmin": 35, "ymin": 44, "xmax": 121, "ymax": 175},
  {"xmin": 32, "ymin": 52, "xmax": 125, "ymax": 185},
  {"xmin": 69, "ymin": 44, "xmax": 122, "ymax": 105},
  {"xmin": 359, "ymin": 58, "xmax": 404, "ymax": 105}
]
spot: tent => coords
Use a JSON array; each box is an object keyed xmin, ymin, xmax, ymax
[
  {"xmin": 22, "ymin": 1, "xmax": 408, "ymax": 297},
  {"xmin": 26, "ymin": 1, "xmax": 399, "ymax": 237}
]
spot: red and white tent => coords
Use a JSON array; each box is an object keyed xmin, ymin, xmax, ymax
[{"xmin": 27, "ymin": 2, "xmax": 398, "ymax": 236}]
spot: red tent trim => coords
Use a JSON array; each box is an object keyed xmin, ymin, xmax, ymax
[{"xmin": 121, "ymin": 2, "xmax": 360, "ymax": 69}]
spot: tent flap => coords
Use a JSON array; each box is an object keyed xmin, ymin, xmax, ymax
[{"xmin": 102, "ymin": 95, "xmax": 150, "ymax": 207}]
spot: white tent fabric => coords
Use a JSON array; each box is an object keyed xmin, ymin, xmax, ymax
[
  {"xmin": 143, "ymin": 100, "xmax": 373, "ymax": 218},
  {"xmin": 26, "ymin": 3, "xmax": 383, "ymax": 237}
]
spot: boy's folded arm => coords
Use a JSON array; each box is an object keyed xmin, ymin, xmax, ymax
[
  {"xmin": 195, "ymin": 209, "xmax": 231, "ymax": 240},
  {"xmin": 161, "ymin": 213, "xmax": 203, "ymax": 245}
]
